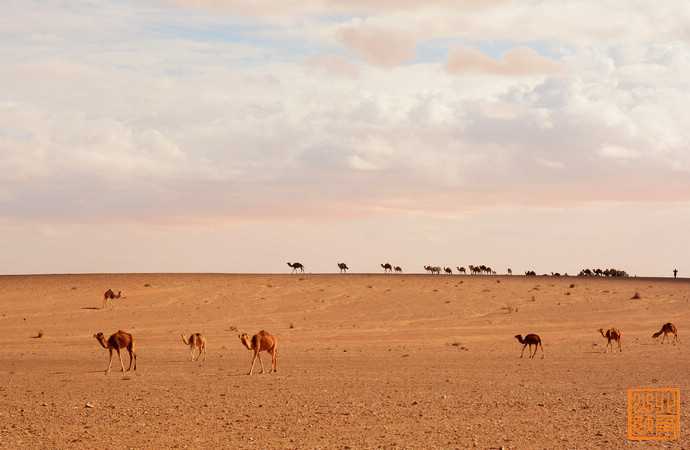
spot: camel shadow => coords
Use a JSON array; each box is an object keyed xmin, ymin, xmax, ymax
[{"xmin": 81, "ymin": 307, "xmax": 100, "ymax": 310}]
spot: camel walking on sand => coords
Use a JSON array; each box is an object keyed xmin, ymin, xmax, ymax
[
  {"xmin": 93, "ymin": 330, "xmax": 137, "ymax": 372},
  {"xmin": 103, "ymin": 289, "xmax": 121, "ymax": 309},
  {"xmin": 381, "ymin": 263, "xmax": 393, "ymax": 273},
  {"xmin": 287, "ymin": 262, "xmax": 304, "ymax": 273},
  {"xmin": 515, "ymin": 334, "xmax": 544, "ymax": 358},
  {"xmin": 598, "ymin": 328, "xmax": 622, "ymax": 353},
  {"xmin": 239, "ymin": 330, "xmax": 278, "ymax": 375},
  {"xmin": 652, "ymin": 323, "xmax": 678, "ymax": 344},
  {"xmin": 337, "ymin": 263, "xmax": 349, "ymax": 273},
  {"xmin": 394, "ymin": 266, "xmax": 402, "ymax": 274},
  {"xmin": 181, "ymin": 333, "xmax": 207, "ymax": 361}
]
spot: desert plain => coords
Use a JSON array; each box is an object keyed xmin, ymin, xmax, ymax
[{"xmin": 0, "ymin": 272, "xmax": 687, "ymax": 448}]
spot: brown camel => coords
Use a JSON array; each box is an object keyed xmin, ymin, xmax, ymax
[
  {"xmin": 181, "ymin": 333, "xmax": 207, "ymax": 361},
  {"xmin": 515, "ymin": 334, "xmax": 544, "ymax": 358},
  {"xmin": 337, "ymin": 263, "xmax": 349, "ymax": 273},
  {"xmin": 652, "ymin": 323, "xmax": 678, "ymax": 344},
  {"xmin": 394, "ymin": 266, "xmax": 402, "ymax": 273},
  {"xmin": 598, "ymin": 328, "xmax": 622, "ymax": 353},
  {"xmin": 93, "ymin": 330, "xmax": 137, "ymax": 373},
  {"xmin": 457, "ymin": 266, "xmax": 466, "ymax": 274},
  {"xmin": 287, "ymin": 262, "xmax": 304, "ymax": 273},
  {"xmin": 381, "ymin": 263, "xmax": 393, "ymax": 273},
  {"xmin": 444, "ymin": 267, "xmax": 452, "ymax": 274},
  {"xmin": 103, "ymin": 289, "xmax": 121, "ymax": 309},
  {"xmin": 238, "ymin": 330, "xmax": 277, "ymax": 375}
]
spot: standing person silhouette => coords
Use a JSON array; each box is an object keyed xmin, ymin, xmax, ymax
[{"xmin": 673, "ymin": 268, "xmax": 678, "ymax": 278}]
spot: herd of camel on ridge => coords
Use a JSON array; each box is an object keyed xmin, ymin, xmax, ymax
[
  {"xmin": 99, "ymin": 288, "xmax": 678, "ymax": 371},
  {"xmin": 288, "ymin": 262, "xmax": 631, "ymax": 277}
]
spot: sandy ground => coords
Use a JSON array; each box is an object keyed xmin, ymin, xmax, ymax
[{"xmin": 0, "ymin": 273, "xmax": 687, "ymax": 448}]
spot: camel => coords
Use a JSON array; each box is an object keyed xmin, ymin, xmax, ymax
[
  {"xmin": 381, "ymin": 263, "xmax": 393, "ymax": 273},
  {"xmin": 337, "ymin": 263, "xmax": 349, "ymax": 273},
  {"xmin": 394, "ymin": 266, "xmax": 402, "ymax": 274},
  {"xmin": 287, "ymin": 262, "xmax": 304, "ymax": 273},
  {"xmin": 598, "ymin": 328, "xmax": 622, "ymax": 353},
  {"xmin": 93, "ymin": 330, "xmax": 137, "ymax": 373},
  {"xmin": 457, "ymin": 266, "xmax": 466, "ymax": 274},
  {"xmin": 238, "ymin": 330, "xmax": 277, "ymax": 375},
  {"xmin": 507, "ymin": 268, "xmax": 512, "ymax": 275},
  {"xmin": 515, "ymin": 334, "xmax": 544, "ymax": 359},
  {"xmin": 103, "ymin": 289, "xmax": 121, "ymax": 309},
  {"xmin": 181, "ymin": 333, "xmax": 207, "ymax": 361},
  {"xmin": 652, "ymin": 323, "xmax": 678, "ymax": 344},
  {"xmin": 444, "ymin": 267, "xmax": 452, "ymax": 274}
]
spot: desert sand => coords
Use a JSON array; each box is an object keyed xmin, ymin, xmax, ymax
[{"xmin": 0, "ymin": 273, "xmax": 687, "ymax": 448}]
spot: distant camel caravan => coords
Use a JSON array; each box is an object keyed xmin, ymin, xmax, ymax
[
  {"xmin": 381, "ymin": 263, "xmax": 393, "ymax": 273},
  {"xmin": 424, "ymin": 265, "xmax": 441, "ymax": 274},
  {"xmin": 287, "ymin": 262, "xmax": 304, "ymax": 273},
  {"xmin": 93, "ymin": 330, "xmax": 137, "ymax": 373},
  {"xmin": 515, "ymin": 334, "xmax": 544, "ymax": 358},
  {"xmin": 598, "ymin": 328, "xmax": 622, "ymax": 353},
  {"xmin": 181, "ymin": 333, "xmax": 207, "ymax": 361},
  {"xmin": 239, "ymin": 330, "xmax": 278, "ymax": 375},
  {"xmin": 337, "ymin": 263, "xmax": 349, "ymax": 273},
  {"xmin": 652, "ymin": 323, "xmax": 678, "ymax": 344},
  {"xmin": 102, "ymin": 289, "xmax": 121, "ymax": 309}
]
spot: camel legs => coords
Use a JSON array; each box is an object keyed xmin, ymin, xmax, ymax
[
  {"xmin": 106, "ymin": 348, "xmax": 114, "ymax": 372},
  {"xmin": 520, "ymin": 344, "xmax": 527, "ymax": 358},
  {"xmin": 538, "ymin": 342, "xmax": 544, "ymax": 359},
  {"xmin": 248, "ymin": 351, "xmax": 265, "ymax": 375},
  {"xmin": 128, "ymin": 349, "xmax": 136, "ymax": 371},
  {"xmin": 268, "ymin": 348, "xmax": 277, "ymax": 373},
  {"xmin": 106, "ymin": 348, "xmax": 126, "ymax": 372}
]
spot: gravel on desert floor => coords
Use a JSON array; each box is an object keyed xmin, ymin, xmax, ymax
[{"xmin": 0, "ymin": 273, "xmax": 687, "ymax": 448}]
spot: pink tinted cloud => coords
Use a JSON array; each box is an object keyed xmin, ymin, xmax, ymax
[
  {"xmin": 153, "ymin": 0, "xmax": 505, "ymax": 15},
  {"xmin": 445, "ymin": 43, "xmax": 566, "ymax": 76},
  {"xmin": 304, "ymin": 55, "xmax": 360, "ymax": 78},
  {"xmin": 335, "ymin": 25, "xmax": 416, "ymax": 67}
]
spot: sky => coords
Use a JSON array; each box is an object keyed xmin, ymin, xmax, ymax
[{"xmin": 1, "ymin": 0, "xmax": 689, "ymax": 276}]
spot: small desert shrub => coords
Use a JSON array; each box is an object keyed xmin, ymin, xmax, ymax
[
  {"xmin": 289, "ymin": 322, "xmax": 295, "ymax": 329},
  {"xmin": 631, "ymin": 292, "xmax": 641, "ymax": 299},
  {"xmin": 570, "ymin": 283, "xmax": 576, "ymax": 288},
  {"xmin": 228, "ymin": 325, "xmax": 238, "ymax": 331},
  {"xmin": 37, "ymin": 330, "xmax": 44, "ymax": 338}
]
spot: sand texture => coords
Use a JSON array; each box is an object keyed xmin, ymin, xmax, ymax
[{"xmin": 0, "ymin": 273, "xmax": 687, "ymax": 448}]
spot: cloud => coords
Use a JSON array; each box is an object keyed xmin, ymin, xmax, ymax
[
  {"xmin": 335, "ymin": 23, "xmax": 416, "ymax": 67},
  {"xmin": 304, "ymin": 54, "xmax": 360, "ymax": 78},
  {"xmin": 445, "ymin": 44, "xmax": 566, "ymax": 76}
]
